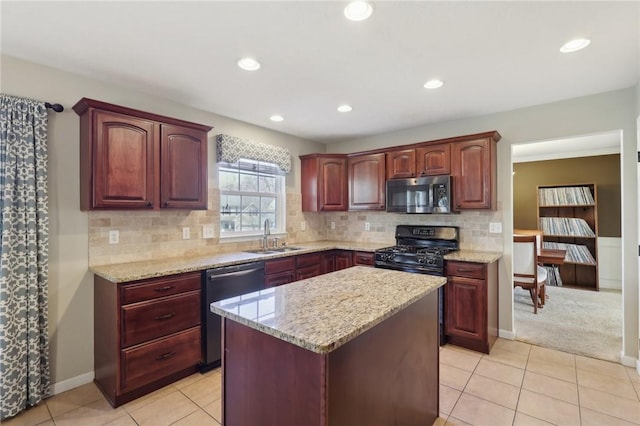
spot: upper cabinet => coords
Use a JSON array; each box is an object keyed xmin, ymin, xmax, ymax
[
  {"xmin": 74, "ymin": 98, "xmax": 212, "ymax": 211},
  {"xmin": 416, "ymin": 143, "xmax": 451, "ymax": 177},
  {"xmin": 386, "ymin": 149, "xmax": 416, "ymax": 179},
  {"xmin": 300, "ymin": 154, "xmax": 348, "ymax": 212},
  {"xmin": 451, "ymin": 135, "xmax": 498, "ymax": 210},
  {"xmin": 348, "ymin": 153, "xmax": 386, "ymax": 211}
]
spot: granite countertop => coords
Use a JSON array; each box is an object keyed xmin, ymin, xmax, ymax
[
  {"xmin": 90, "ymin": 241, "xmax": 390, "ymax": 283},
  {"xmin": 210, "ymin": 266, "xmax": 446, "ymax": 354},
  {"xmin": 445, "ymin": 250, "xmax": 502, "ymax": 264}
]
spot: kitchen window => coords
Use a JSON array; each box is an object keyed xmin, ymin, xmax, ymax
[{"xmin": 218, "ymin": 159, "xmax": 286, "ymax": 238}]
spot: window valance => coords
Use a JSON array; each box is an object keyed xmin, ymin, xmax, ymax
[{"xmin": 216, "ymin": 134, "xmax": 291, "ymax": 173}]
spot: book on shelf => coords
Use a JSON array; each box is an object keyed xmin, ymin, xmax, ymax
[
  {"xmin": 539, "ymin": 217, "xmax": 596, "ymax": 237},
  {"xmin": 543, "ymin": 265, "xmax": 563, "ymax": 286},
  {"xmin": 542, "ymin": 241, "xmax": 596, "ymax": 265},
  {"xmin": 538, "ymin": 186, "xmax": 595, "ymax": 206}
]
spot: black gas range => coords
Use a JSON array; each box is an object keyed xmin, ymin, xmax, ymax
[
  {"xmin": 374, "ymin": 225, "xmax": 459, "ymax": 345},
  {"xmin": 374, "ymin": 225, "xmax": 459, "ymax": 275}
]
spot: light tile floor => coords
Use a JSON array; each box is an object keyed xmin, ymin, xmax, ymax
[{"xmin": 4, "ymin": 338, "xmax": 640, "ymax": 426}]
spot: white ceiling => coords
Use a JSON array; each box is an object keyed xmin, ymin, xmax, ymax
[
  {"xmin": 2, "ymin": 1, "xmax": 639, "ymax": 144},
  {"xmin": 512, "ymin": 131, "xmax": 621, "ymax": 163}
]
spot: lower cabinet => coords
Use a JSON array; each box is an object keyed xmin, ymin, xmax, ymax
[
  {"xmin": 265, "ymin": 257, "xmax": 296, "ymax": 288},
  {"xmin": 94, "ymin": 272, "xmax": 203, "ymax": 407},
  {"xmin": 335, "ymin": 251, "xmax": 354, "ymax": 270},
  {"xmin": 296, "ymin": 252, "xmax": 322, "ymax": 280},
  {"xmin": 352, "ymin": 251, "xmax": 374, "ymax": 266},
  {"xmin": 445, "ymin": 260, "xmax": 498, "ymax": 354}
]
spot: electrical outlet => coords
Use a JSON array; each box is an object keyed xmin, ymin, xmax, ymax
[
  {"xmin": 365, "ymin": 222, "xmax": 370, "ymax": 231},
  {"xmin": 182, "ymin": 227, "xmax": 190, "ymax": 239},
  {"xmin": 330, "ymin": 221, "xmax": 336, "ymax": 230},
  {"xmin": 489, "ymin": 222, "xmax": 502, "ymax": 234},
  {"xmin": 108, "ymin": 230, "xmax": 119, "ymax": 244},
  {"xmin": 301, "ymin": 222, "xmax": 306, "ymax": 231},
  {"xmin": 202, "ymin": 224, "xmax": 215, "ymax": 239}
]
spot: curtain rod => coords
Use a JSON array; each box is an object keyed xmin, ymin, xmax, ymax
[{"xmin": 44, "ymin": 102, "xmax": 64, "ymax": 113}]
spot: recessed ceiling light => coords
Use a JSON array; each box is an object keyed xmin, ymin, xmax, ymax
[
  {"xmin": 560, "ymin": 38, "xmax": 591, "ymax": 53},
  {"xmin": 423, "ymin": 79, "xmax": 444, "ymax": 89},
  {"xmin": 270, "ymin": 115, "xmax": 284, "ymax": 122},
  {"xmin": 237, "ymin": 57, "xmax": 261, "ymax": 71},
  {"xmin": 337, "ymin": 104, "xmax": 353, "ymax": 112},
  {"xmin": 344, "ymin": 1, "xmax": 373, "ymax": 21}
]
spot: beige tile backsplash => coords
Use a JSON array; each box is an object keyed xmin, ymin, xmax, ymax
[{"xmin": 88, "ymin": 189, "xmax": 503, "ymax": 266}]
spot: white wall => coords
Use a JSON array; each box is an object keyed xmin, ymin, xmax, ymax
[
  {"xmin": 334, "ymin": 87, "xmax": 639, "ymax": 362},
  {"xmin": 599, "ymin": 237, "xmax": 622, "ymax": 290},
  {"xmin": 0, "ymin": 54, "xmax": 325, "ymax": 390}
]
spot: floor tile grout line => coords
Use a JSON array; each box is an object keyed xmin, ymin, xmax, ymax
[{"xmin": 176, "ymin": 387, "xmax": 220, "ymax": 423}]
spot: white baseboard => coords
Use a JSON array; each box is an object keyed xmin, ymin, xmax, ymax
[
  {"xmin": 51, "ymin": 371, "xmax": 95, "ymax": 395},
  {"xmin": 498, "ymin": 329, "xmax": 515, "ymax": 340}
]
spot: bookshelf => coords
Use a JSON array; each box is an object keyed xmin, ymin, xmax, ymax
[{"xmin": 537, "ymin": 184, "xmax": 598, "ymax": 291}]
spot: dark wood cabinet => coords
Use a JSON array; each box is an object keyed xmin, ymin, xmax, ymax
[
  {"xmin": 94, "ymin": 272, "xmax": 203, "ymax": 407},
  {"xmin": 74, "ymin": 98, "xmax": 211, "ymax": 210},
  {"xmin": 445, "ymin": 260, "xmax": 498, "ymax": 353},
  {"xmin": 296, "ymin": 252, "xmax": 322, "ymax": 280},
  {"xmin": 348, "ymin": 153, "xmax": 386, "ymax": 211},
  {"xmin": 300, "ymin": 154, "xmax": 348, "ymax": 212},
  {"xmin": 335, "ymin": 251, "xmax": 353, "ymax": 271},
  {"xmin": 386, "ymin": 149, "xmax": 416, "ymax": 179},
  {"xmin": 160, "ymin": 124, "xmax": 208, "ymax": 209},
  {"xmin": 451, "ymin": 137, "xmax": 497, "ymax": 210},
  {"xmin": 416, "ymin": 143, "xmax": 450, "ymax": 176},
  {"xmin": 265, "ymin": 257, "xmax": 296, "ymax": 288},
  {"xmin": 321, "ymin": 251, "xmax": 337, "ymax": 274},
  {"xmin": 352, "ymin": 251, "xmax": 374, "ymax": 266}
]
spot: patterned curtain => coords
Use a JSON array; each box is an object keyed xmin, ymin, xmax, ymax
[
  {"xmin": 0, "ymin": 94, "xmax": 51, "ymax": 420},
  {"xmin": 216, "ymin": 134, "xmax": 292, "ymax": 173}
]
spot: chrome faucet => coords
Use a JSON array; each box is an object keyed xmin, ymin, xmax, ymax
[{"xmin": 262, "ymin": 219, "xmax": 270, "ymax": 249}]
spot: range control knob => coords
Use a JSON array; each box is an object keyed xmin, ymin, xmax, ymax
[
  {"xmin": 417, "ymin": 256, "xmax": 426, "ymax": 264},
  {"xmin": 426, "ymin": 257, "xmax": 436, "ymax": 265}
]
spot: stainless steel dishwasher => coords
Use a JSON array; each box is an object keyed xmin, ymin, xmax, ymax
[{"xmin": 201, "ymin": 261, "xmax": 265, "ymax": 372}]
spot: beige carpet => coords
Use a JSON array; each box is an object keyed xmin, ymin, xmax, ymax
[{"xmin": 514, "ymin": 286, "xmax": 622, "ymax": 362}]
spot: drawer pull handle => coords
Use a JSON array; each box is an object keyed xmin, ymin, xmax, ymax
[
  {"xmin": 457, "ymin": 268, "xmax": 474, "ymax": 272},
  {"xmin": 155, "ymin": 312, "xmax": 175, "ymax": 321},
  {"xmin": 155, "ymin": 351, "xmax": 176, "ymax": 360},
  {"xmin": 154, "ymin": 285, "xmax": 175, "ymax": 292}
]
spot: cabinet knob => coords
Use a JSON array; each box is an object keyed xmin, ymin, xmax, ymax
[
  {"xmin": 379, "ymin": 205, "xmax": 385, "ymax": 209},
  {"xmin": 147, "ymin": 201, "xmax": 153, "ymax": 207}
]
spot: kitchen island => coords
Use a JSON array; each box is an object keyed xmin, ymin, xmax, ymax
[{"xmin": 210, "ymin": 266, "xmax": 446, "ymax": 426}]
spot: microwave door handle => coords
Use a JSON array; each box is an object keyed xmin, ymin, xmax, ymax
[{"xmin": 428, "ymin": 184, "xmax": 434, "ymax": 210}]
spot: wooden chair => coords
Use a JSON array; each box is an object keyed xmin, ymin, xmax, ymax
[{"xmin": 513, "ymin": 235, "xmax": 547, "ymax": 314}]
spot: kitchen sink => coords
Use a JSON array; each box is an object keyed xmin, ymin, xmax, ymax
[{"xmin": 244, "ymin": 246, "xmax": 303, "ymax": 254}]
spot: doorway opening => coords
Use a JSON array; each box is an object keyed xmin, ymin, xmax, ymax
[{"xmin": 511, "ymin": 131, "xmax": 623, "ymax": 362}]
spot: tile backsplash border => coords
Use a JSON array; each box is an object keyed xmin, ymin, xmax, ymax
[{"xmin": 88, "ymin": 189, "xmax": 503, "ymax": 266}]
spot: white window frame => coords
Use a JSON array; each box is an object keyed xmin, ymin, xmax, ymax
[{"xmin": 218, "ymin": 160, "xmax": 286, "ymax": 241}]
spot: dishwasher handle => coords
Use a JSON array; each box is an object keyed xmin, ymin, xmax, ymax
[{"xmin": 208, "ymin": 267, "xmax": 263, "ymax": 280}]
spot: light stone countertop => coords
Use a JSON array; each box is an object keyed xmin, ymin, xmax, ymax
[
  {"xmin": 210, "ymin": 266, "xmax": 446, "ymax": 354},
  {"xmin": 445, "ymin": 250, "xmax": 503, "ymax": 264},
  {"xmin": 89, "ymin": 241, "xmax": 391, "ymax": 283}
]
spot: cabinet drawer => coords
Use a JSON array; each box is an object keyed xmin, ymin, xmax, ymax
[
  {"xmin": 265, "ymin": 271, "xmax": 296, "ymax": 288},
  {"xmin": 121, "ymin": 326, "xmax": 201, "ymax": 392},
  {"xmin": 446, "ymin": 261, "xmax": 485, "ymax": 280},
  {"xmin": 296, "ymin": 252, "xmax": 321, "ymax": 268},
  {"xmin": 353, "ymin": 251, "xmax": 374, "ymax": 266},
  {"xmin": 296, "ymin": 264, "xmax": 322, "ymax": 281},
  {"xmin": 121, "ymin": 272, "xmax": 201, "ymax": 305},
  {"xmin": 265, "ymin": 257, "xmax": 295, "ymax": 275},
  {"xmin": 122, "ymin": 291, "xmax": 200, "ymax": 347}
]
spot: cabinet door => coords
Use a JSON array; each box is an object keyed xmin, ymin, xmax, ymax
[
  {"xmin": 265, "ymin": 271, "xmax": 295, "ymax": 288},
  {"xmin": 445, "ymin": 276, "xmax": 486, "ymax": 343},
  {"xmin": 352, "ymin": 251, "xmax": 374, "ymax": 266},
  {"xmin": 93, "ymin": 111, "xmax": 155, "ymax": 209},
  {"xmin": 416, "ymin": 143, "xmax": 450, "ymax": 176},
  {"xmin": 296, "ymin": 264, "xmax": 322, "ymax": 281},
  {"xmin": 318, "ymin": 157, "xmax": 348, "ymax": 211},
  {"xmin": 348, "ymin": 153, "xmax": 386, "ymax": 211},
  {"xmin": 386, "ymin": 149, "xmax": 416, "ymax": 179},
  {"xmin": 321, "ymin": 251, "xmax": 336, "ymax": 274},
  {"xmin": 160, "ymin": 124, "xmax": 208, "ymax": 209},
  {"xmin": 451, "ymin": 138, "xmax": 495, "ymax": 210},
  {"xmin": 335, "ymin": 251, "xmax": 353, "ymax": 270}
]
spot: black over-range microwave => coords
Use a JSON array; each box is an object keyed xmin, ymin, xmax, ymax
[{"xmin": 386, "ymin": 175, "xmax": 453, "ymax": 214}]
